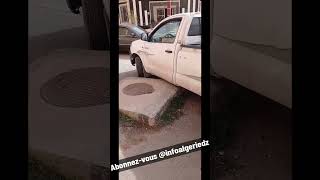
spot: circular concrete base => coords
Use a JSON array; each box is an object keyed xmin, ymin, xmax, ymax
[
  {"xmin": 119, "ymin": 77, "xmax": 180, "ymax": 126},
  {"xmin": 122, "ymin": 83, "xmax": 154, "ymax": 96},
  {"xmin": 40, "ymin": 67, "xmax": 110, "ymax": 108}
]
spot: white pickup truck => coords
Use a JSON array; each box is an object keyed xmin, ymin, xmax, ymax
[
  {"xmin": 130, "ymin": 13, "xmax": 202, "ymax": 96},
  {"xmin": 210, "ymin": 0, "xmax": 292, "ymax": 109}
]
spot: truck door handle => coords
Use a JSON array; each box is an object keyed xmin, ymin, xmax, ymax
[{"xmin": 165, "ymin": 50, "xmax": 172, "ymax": 53}]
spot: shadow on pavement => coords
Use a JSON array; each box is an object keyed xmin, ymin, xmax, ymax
[
  {"xmin": 213, "ymin": 88, "xmax": 292, "ymax": 180},
  {"xmin": 28, "ymin": 26, "xmax": 88, "ymax": 63}
]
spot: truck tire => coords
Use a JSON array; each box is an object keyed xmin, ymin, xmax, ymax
[
  {"xmin": 135, "ymin": 57, "xmax": 144, "ymax": 77},
  {"xmin": 135, "ymin": 56, "xmax": 152, "ymax": 78},
  {"xmin": 81, "ymin": 0, "xmax": 109, "ymax": 50}
]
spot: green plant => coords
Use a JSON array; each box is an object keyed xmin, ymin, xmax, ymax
[{"xmin": 159, "ymin": 92, "xmax": 187, "ymax": 126}]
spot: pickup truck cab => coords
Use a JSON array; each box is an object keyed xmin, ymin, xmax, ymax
[{"xmin": 130, "ymin": 13, "xmax": 202, "ymax": 96}]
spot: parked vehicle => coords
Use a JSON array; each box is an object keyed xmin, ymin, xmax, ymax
[
  {"xmin": 130, "ymin": 13, "xmax": 201, "ymax": 96},
  {"xmin": 66, "ymin": 0, "xmax": 110, "ymax": 50},
  {"xmin": 210, "ymin": 0, "xmax": 292, "ymax": 108},
  {"xmin": 119, "ymin": 23, "xmax": 146, "ymax": 52}
]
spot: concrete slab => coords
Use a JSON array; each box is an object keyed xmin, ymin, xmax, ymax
[
  {"xmin": 119, "ymin": 77, "xmax": 180, "ymax": 126},
  {"xmin": 29, "ymin": 48, "xmax": 110, "ymax": 167}
]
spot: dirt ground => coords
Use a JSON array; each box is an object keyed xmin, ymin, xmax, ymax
[
  {"xmin": 119, "ymin": 92, "xmax": 201, "ymax": 180},
  {"xmin": 214, "ymin": 88, "xmax": 292, "ymax": 180},
  {"xmin": 119, "ymin": 92, "xmax": 201, "ymax": 155}
]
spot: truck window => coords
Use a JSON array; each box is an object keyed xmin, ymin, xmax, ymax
[
  {"xmin": 149, "ymin": 18, "xmax": 182, "ymax": 43},
  {"xmin": 188, "ymin": 17, "xmax": 201, "ymax": 36}
]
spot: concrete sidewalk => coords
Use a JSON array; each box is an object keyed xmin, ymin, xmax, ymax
[
  {"xmin": 119, "ymin": 77, "xmax": 180, "ymax": 126},
  {"xmin": 29, "ymin": 49, "xmax": 110, "ymax": 167}
]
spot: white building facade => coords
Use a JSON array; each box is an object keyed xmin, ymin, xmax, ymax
[{"xmin": 119, "ymin": 0, "xmax": 201, "ymax": 27}]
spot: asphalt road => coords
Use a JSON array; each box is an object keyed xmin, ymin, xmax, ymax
[
  {"xmin": 28, "ymin": 0, "xmax": 88, "ymax": 63},
  {"xmin": 28, "ymin": 0, "xmax": 84, "ymax": 37},
  {"xmin": 212, "ymin": 81, "xmax": 292, "ymax": 180}
]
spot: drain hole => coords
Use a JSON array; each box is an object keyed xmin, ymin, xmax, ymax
[
  {"xmin": 122, "ymin": 83, "xmax": 154, "ymax": 96},
  {"xmin": 40, "ymin": 67, "xmax": 109, "ymax": 108}
]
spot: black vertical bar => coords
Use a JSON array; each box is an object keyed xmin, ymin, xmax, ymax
[
  {"xmin": 201, "ymin": 0, "xmax": 211, "ymax": 180},
  {"xmin": 110, "ymin": 0, "xmax": 119, "ymax": 179}
]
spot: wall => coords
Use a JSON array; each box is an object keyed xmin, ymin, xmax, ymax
[{"xmin": 120, "ymin": 0, "xmax": 201, "ymax": 27}]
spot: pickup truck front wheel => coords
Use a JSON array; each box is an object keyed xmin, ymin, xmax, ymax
[
  {"xmin": 135, "ymin": 56, "xmax": 151, "ymax": 78},
  {"xmin": 81, "ymin": 0, "xmax": 109, "ymax": 50}
]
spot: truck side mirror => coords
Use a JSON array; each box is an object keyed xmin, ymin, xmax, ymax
[{"xmin": 141, "ymin": 33, "xmax": 148, "ymax": 41}]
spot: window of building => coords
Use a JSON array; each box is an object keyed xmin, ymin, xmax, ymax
[{"xmin": 157, "ymin": 9, "xmax": 166, "ymax": 22}]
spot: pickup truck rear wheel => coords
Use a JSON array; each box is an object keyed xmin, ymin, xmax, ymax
[{"xmin": 81, "ymin": 0, "xmax": 109, "ymax": 50}]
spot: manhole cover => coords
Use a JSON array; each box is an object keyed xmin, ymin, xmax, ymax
[
  {"xmin": 40, "ymin": 67, "xmax": 109, "ymax": 108},
  {"xmin": 122, "ymin": 83, "xmax": 154, "ymax": 96}
]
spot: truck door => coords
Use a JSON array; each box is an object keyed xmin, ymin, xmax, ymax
[
  {"xmin": 176, "ymin": 17, "xmax": 202, "ymax": 95},
  {"xmin": 142, "ymin": 18, "xmax": 182, "ymax": 83}
]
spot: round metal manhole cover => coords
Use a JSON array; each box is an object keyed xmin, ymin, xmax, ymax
[
  {"xmin": 40, "ymin": 67, "xmax": 110, "ymax": 108},
  {"xmin": 122, "ymin": 83, "xmax": 154, "ymax": 96}
]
